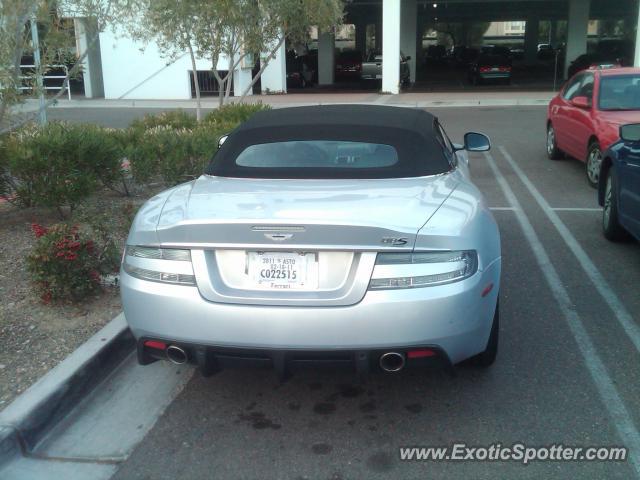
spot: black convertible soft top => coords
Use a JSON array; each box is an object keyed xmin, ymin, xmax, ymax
[{"xmin": 205, "ymin": 105, "xmax": 451, "ymax": 179}]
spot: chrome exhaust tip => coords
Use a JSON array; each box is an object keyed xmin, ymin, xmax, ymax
[
  {"xmin": 166, "ymin": 345, "xmax": 188, "ymax": 365},
  {"xmin": 379, "ymin": 352, "xmax": 405, "ymax": 372}
]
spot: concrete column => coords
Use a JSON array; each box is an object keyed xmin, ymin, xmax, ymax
[
  {"xmin": 318, "ymin": 31, "xmax": 335, "ymax": 85},
  {"xmin": 355, "ymin": 21, "xmax": 367, "ymax": 54},
  {"xmin": 635, "ymin": 0, "xmax": 640, "ymax": 66},
  {"xmin": 400, "ymin": 0, "xmax": 417, "ymax": 83},
  {"xmin": 233, "ymin": 65, "xmax": 253, "ymax": 97},
  {"xmin": 260, "ymin": 39, "xmax": 287, "ymax": 94},
  {"xmin": 524, "ymin": 17, "xmax": 539, "ymax": 64},
  {"xmin": 550, "ymin": 20, "xmax": 558, "ymax": 47},
  {"xmin": 382, "ymin": 0, "xmax": 401, "ymax": 94},
  {"xmin": 75, "ymin": 17, "xmax": 104, "ymax": 98},
  {"xmin": 565, "ymin": 0, "xmax": 590, "ymax": 78}
]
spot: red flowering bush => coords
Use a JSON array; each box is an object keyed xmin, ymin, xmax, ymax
[{"xmin": 26, "ymin": 223, "xmax": 103, "ymax": 302}]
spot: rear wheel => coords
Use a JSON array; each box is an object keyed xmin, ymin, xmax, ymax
[
  {"xmin": 586, "ymin": 141, "xmax": 602, "ymax": 188},
  {"xmin": 602, "ymin": 168, "xmax": 627, "ymax": 241},
  {"xmin": 546, "ymin": 123, "xmax": 562, "ymax": 160},
  {"xmin": 471, "ymin": 299, "xmax": 499, "ymax": 367}
]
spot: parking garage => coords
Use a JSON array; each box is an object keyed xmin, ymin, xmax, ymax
[
  {"xmin": 70, "ymin": 0, "xmax": 640, "ymax": 100},
  {"xmin": 284, "ymin": 0, "xmax": 640, "ymax": 95}
]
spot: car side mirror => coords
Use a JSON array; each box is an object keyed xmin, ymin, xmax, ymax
[
  {"xmin": 571, "ymin": 96, "xmax": 591, "ymax": 109},
  {"xmin": 218, "ymin": 134, "xmax": 229, "ymax": 149},
  {"xmin": 620, "ymin": 124, "xmax": 640, "ymax": 142},
  {"xmin": 462, "ymin": 132, "xmax": 491, "ymax": 152}
]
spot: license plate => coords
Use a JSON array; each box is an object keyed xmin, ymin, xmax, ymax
[
  {"xmin": 491, "ymin": 67, "xmax": 499, "ymax": 71},
  {"xmin": 247, "ymin": 252, "xmax": 315, "ymax": 290}
]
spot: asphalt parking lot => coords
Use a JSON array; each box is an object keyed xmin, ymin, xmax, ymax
[{"xmin": 39, "ymin": 105, "xmax": 640, "ymax": 479}]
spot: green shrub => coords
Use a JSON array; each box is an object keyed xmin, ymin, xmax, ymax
[
  {"xmin": 203, "ymin": 102, "xmax": 270, "ymax": 126},
  {"xmin": 1, "ymin": 122, "xmax": 125, "ymax": 216},
  {"xmin": 125, "ymin": 104, "xmax": 268, "ymax": 186},
  {"xmin": 129, "ymin": 125, "xmax": 226, "ymax": 186},
  {"xmin": 26, "ymin": 223, "xmax": 104, "ymax": 303},
  {"xmin": 129, "ymin": 110, "xmax": 197, "ymax": 135}
]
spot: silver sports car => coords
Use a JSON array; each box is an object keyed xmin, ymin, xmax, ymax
[{"xmin": 121, "ymin": 105, "xmax": 501, "ymax": 378}]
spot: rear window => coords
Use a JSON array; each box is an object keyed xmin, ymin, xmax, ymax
[
  {"xmin": 206, "ymin": 124, "xmax": 451, "ymax": 179},
  {"xmin": 236, "ymin": 141, "xmax": 398, "ymax": 169},
  {"xmin": 339, "ymin": 51, "xmax": 362, "ymax": 62},
  {"xmin": 478, "ymin": 55, "xmax": 509, "ymax": 66}
]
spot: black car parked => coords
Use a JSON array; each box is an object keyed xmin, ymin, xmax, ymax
[{"xmin": 468, "ymin": 54, "xmax": 512, "ymax": 85}]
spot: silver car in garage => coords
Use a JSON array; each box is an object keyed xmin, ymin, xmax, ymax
[{"xmin": 121, "ymin": 105, "xmax": 501, "ymax": 378}]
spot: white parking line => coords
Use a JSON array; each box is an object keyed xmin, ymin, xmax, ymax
[
  {"xmin": 484, "ymin": 151, "xmax": 640, "ymax": 476},
  {"xmin": 551, "ymin": 207, "xmax": 602, "ymax": 212},
  {"xmin": 498, "ymin": 145, "xmax": 640, "ymax": 355}
]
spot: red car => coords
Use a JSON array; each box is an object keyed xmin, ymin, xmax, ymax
[{"xmin": 546, "ymin": 67, "xmax": 640, "ymax": 187}]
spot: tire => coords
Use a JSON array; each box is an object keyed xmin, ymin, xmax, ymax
[
  {"xmin": 602, "ymin": 168, "xmax": 628, "ymax": 241},
  {"xmin": 471, "ymin": 299, "xmax": 499, "ymax": 367},
  {"xmin": 586, "ymin": 141, "xmax": 602, "ymax": 188},
  {"xmin": 546, "ymin": 123, "xmax": 562, "ymax": 160}
]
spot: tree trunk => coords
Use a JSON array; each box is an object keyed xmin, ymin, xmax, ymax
[
  {"xmin": 239, "ymin": 35, "xmax": 285, "ymax": 101},
  {"xmin": 225, "ymin": 52, "xmax": 234, "ymax": 102},
  {"xmin": 187, "ymin": 42, "xmax": 202, "ymax": 122},
  {"xmin": 211, "ymin": 65, "xmax": 226, "ymax": 107},
  {"xmin": 224, "ymin": 35, "xmax": 235, "ymax": 103}
]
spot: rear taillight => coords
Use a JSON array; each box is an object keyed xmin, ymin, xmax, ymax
[
  {"xmin": 123, "ymin": 246, "xmax": 196, "ymax": 286},
  {"xmin": 479, "ymin": 67, "xmax": 491, "ymax": 73},
  {"xmin": 499, "ymin": 66, "xmax": 511, "ymax": 72},
  {"xmin": 369, "ymin": 250, "xmax": 478, "ymax": 290}
]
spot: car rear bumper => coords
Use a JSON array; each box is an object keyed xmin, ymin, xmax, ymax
[
  {"xmin": 138, "ymin": 340, "xmax": 452, "ymax": 377},
  {"xmin": 121, "ymin": 259, "xmax": 500, "ymax": 366}
]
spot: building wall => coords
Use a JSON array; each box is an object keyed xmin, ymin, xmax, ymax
[
  {"xmin": 485, "ymin": 21, "xmax": 526, "ymax": 38},
  {"xmin": 99, "ymin": 28, "xmax": 228, "ymax": 100}
]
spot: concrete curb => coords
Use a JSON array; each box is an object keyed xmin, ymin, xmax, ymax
[
  {"xmin": 14, "ymin": 94, "xmax": 554, "ymax": 112},
  {"xmin": 0, "ymin": 313, "xmax": 134, "ymax": 467}
]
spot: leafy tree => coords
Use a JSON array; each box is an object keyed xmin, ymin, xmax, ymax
[
  {"xmin": 0, "ymin": 0, "xmax": 114, "ymax": 133},
  {"xmin": 118, "ymin": 0, "xmax": 343, "ymax": 106},
  {"xmin": 235, "ymin": 0, "xmax": 345, "ymax": 101},
  {"xmin": 113, "ymin": 0, "xmax": 207, "ymax": 120}
]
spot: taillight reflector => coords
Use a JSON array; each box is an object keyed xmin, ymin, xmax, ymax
[
  {"xmin": 407, "ymin": 349, "xmax": 437, "ymax": 359},
  {"xmin": 144, "ymin": 340, "xmax": 167, "ymax": 350}
]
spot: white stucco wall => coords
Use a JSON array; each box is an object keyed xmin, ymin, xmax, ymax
[
  {"xmin": 99, "ymin": 28, "xmax": 284, "ymax": 100},
  {"xmin": 99, "ymin": 29, "xmax": 217, "ymax": 99}
]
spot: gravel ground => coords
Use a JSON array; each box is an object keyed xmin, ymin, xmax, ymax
[{"xmin": 0, "ymin": 193, "xmax": 145, "ymax": 408}]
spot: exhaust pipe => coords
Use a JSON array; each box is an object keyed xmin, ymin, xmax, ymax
[
  {"xmin": 166, "ymin": 345, "xmax": 188, "ymax": 365},
  {"xmin": 379, "ymin": 352, "xmax": 405, "ymax": 372}
]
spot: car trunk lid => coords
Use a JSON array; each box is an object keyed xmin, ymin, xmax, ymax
[{"xmin": 157, "ymin": 175, "xmax": 457, "ymax": 306}]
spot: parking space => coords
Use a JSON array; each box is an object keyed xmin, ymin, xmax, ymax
[{"xmin": 44, "ymin": 105, "xmax": 632, "ymax": 479}]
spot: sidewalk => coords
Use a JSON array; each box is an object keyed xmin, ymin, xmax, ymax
[{"xmin": 15, "ymin": 90, "xmax": 554, "ymax": 113}]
